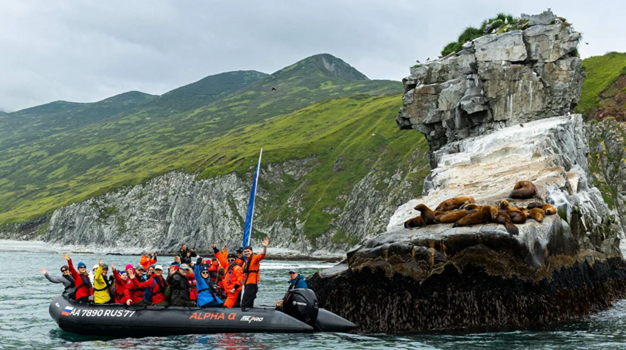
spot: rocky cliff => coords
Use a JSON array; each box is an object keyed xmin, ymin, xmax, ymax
[
  {"xmin": 309, "ymin": 11, "xmax": 626, "ymax": 333},
  {"xmin": 587, "ymin": 119, "xmax": 626, "ymax": 235},
  {"xmin": 397, "ymin": 9, "xmax": 584, "ymax": 167},
  {"xmin": 38, "ymin": 150, "xmax": 425, "ymax": 256}
]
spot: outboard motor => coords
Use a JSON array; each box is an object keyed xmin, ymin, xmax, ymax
[{"xmin": 283, "ymin": 289, "xmax": 319, "ymax": 326}]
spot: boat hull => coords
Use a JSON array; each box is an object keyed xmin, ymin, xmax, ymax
[{"xmin": 49, "ymin": 295, "xmax": 316, "ymax": 336}]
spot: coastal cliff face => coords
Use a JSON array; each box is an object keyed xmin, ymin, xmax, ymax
[
  {"xmin": 396, "ymin": 10, "xmax": 584, "ymax": 167},
  {"xmin": 587, "ymin": 119, "xmax": 626, "ymax": 234},
  {"xmin": 309, "ymin": 11, "xmax": 626, "ymax": 333},
  {"xmin": 40, "ymin": 151, "xmax": 425, "ymax": 256}
]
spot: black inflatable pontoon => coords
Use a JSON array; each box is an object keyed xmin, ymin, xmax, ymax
[{"xmin": 49, "ymin": 290, "xmax": 355, "ymax": 336}]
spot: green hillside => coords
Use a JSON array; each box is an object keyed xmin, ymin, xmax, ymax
[
  {"xmin": 0, "ymin": 54, "xmax": 405, "ymax": 225},
  {"xmin": 0, "ymin": 92, "xmax": 157, "ymax": 151},
  {"xmin": 578, "ymin": 52, "xmax": 626, "ymax": 116}
]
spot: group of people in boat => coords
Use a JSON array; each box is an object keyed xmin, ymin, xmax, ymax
[{"xmin": 42, "ymin": 237, "xmax": 308, "ymax": 309}]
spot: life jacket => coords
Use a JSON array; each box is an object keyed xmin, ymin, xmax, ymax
[
  {"xmin": 188, "ymin": 275, "xmax": 198, "ymax": 301},
  {"xmin": 62, "ymin": 275, "xmax": 75, "ymax": 294},
  {"xmin": 73, "ymin": 273, "xmax": 93, "ymax": 300},
  {"xmin": 242, "ymin": 253, "xmax": 265, "ymax": 285}
]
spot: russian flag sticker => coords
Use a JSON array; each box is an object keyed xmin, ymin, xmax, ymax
[{"xmin": 61, "ymin": 306, "xmax": 74, "ymax": 316}]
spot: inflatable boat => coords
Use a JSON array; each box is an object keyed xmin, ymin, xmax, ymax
[{"xmin": 49, "ymin": 290, "xmax": 356, "ymax": 336}]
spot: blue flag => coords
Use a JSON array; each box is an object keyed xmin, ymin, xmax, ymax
[{"xmin": 243, "ymin": 150, "xmax": 262, "ymax": 253}]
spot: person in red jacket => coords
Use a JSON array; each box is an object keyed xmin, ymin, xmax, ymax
[
  {"xmin": 111, "ymin": 264, "xmax": 129, "ymax": 304},
  {"xmin": 213, "ymin": 245, "xmax": 243, "ymax": 308},
  {"xmin": 207, "ymin": 259, "xmax": 219, "ymax": 282},
  {"xmin": 132, "ymin": 265, "xmax": 168, "ymax": 306},
  {"xmin": 139, "ymin": 251, "xmax": 157, "ymax": 271},
  {"xmin": 120, "ymin": 264, "xmax": 146, "ymax": 306},
  {"xmin": 62, "ymin": 253, "xmax": 93, "ymax": 302},
  {"xmin": 241, "ymin": 237, "xmax": 269, "ymax": 308}
]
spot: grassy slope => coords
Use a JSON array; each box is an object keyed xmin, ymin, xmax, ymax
[
  {"xmin": 188, "ymin": 94, "xmax": 429, "ymax": 243},
  {"xmin": 0, "ymin": 92, "xmax": 157, "ymax": 151},
  {"xmin": 0, "ymin": 54, "xmax": 403, "ymax": 224},
  {"xmin": 578, "ymin": 52, "xmax": 626, "ymax": 115}
]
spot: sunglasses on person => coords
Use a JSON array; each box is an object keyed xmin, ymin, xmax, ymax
[
  {"xmin": 201, "ymin": 271, "xmax": 209, "ymax": 274},
  {"xmin": 79, "ymin": 266, "xmax": 86, "ymax": 269},
  {"xmin": 227, "ymin": 259, "xmax": 235, "ymax": 262},
  {"xmin": 60, "ymin": 269, "xmax": 68, "ymax": 272}
]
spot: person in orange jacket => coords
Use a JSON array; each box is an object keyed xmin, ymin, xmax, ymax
[
  {"xmin": 241, "ymin": 237, "xmax": 269, "ymax": 308},
  {"xmin": 139, "ymin": 251, "xmax": 157, "ymax": 271},
  {"xmin": 213, "ymin": 244, "xmax": 244, "ymax": 308}
]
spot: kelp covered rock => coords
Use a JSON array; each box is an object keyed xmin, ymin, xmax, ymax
[{"xmin": 309, "ymin": 11, "xmax": 626, "ymax": 332}]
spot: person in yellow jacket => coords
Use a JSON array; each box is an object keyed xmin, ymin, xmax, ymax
[{"xmin": 94, "ymin": 258, "xmax": 112, "ymax": 304}]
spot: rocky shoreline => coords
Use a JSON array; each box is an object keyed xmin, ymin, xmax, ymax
[{"xmin": 309, "ymin": 254, "xmax": 626, "ymax": 333}]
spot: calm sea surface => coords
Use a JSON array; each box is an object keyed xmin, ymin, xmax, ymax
[{"xmin": 2, "ymin": 240, "xmax": 626, "ymax": 349}]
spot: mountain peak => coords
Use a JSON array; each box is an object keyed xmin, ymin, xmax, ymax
[{"xmin": 279, "ymin": 54, "xmax": 369, "ymax": 82}]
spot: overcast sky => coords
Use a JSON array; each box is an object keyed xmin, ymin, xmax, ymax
[{"xmin": 0, "ymin": 0, "xmax": 623, "ymax": 112}]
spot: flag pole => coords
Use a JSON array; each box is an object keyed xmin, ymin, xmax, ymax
[{"xmin": 241, "ymin": 149, "xmax": 262, "ymax": 305}]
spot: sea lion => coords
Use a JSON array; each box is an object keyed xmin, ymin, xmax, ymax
[
  {"xmin": 526, "ymin": 202, "xmax": 543, "ymax": 210},
  {"xmin": 508, "ymin": 211, "xmax": 527, "ymax": 224},
  {"xmin": 495, "ymin": 212, "xmax": 519, "ymax": 235},
  {"xmin": 485, "ymin": 205, "xmax": 499, "ymax": 220},
  {"xmin": 404, "ymin": 216, "xmax": 426, "ymax": 228},
  {"xmin": 414, "ymin": 204, "xmax": 436, "ymax": 225},
  {"xmin": 528, "ymin": 208, "xmax": 545, "ymax": 222},
  {"xmin": 508, "ymin": 181, "xmax": 540, "ymax": 199},
  {"xmin": 453, "ymin": 207, "xmax": 492, "ymax": 227},
  {"xmin": 435, "ymin": 196, "xmax": 476, "ymax": 212},
  {"xmin": 542, "ymin": 203, "xmax": 557, "ymax": 215},
  {"xmin": 436, "ymin": 210, "xmax": 469, "ymax": 224},
  {"xmin": 464, "ymin": 203, "xmax": 480, "ymax": 211}
]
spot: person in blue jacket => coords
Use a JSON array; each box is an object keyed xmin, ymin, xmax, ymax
[
  {"xmin": 287, "ymin": 269, "xmax": 307, "ymax": 293},
  {"xmin": 276, "ymin": 269, "xmax": 308, "ymax": 309},
  {"xmin": 194, "ymin": 257, "xmax": 223, "ymax": 307}
]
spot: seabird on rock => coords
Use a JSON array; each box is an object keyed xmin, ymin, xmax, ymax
[
  {"xmin": 520, "ymin": 124, "xmax": 524, "ymax": 127},
  {"xmin": 416, "ymin": 59, "xmax": 421, "ymax": 64},
  {"xmin": 426, "ymin": 57, "xmax": 430, "ymax": 61}
]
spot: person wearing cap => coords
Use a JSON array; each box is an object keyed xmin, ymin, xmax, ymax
[
  {"xmin": 89, "ymin": 264, "xmax": 99, "ymax": 285},
  {"xmin": 194, "ymin": 257, "xmax": 223, "ymax": 307},
  {"xmin": 62, "ymin": 253, "xmax": 93, "ymax": 302},
  {"xmin": 41, "ymin": 265, "xmax": 75, "ymax": 296},
  {"xmin": 93, "ymin": 258, "xmax": 112, "ymax": 304},
  {"xmin": 169, "ymin": 263, "xmax": 196, "ymax": 307},
  {"xmin": 140, "ymin": 251, "xmax": 157, "ymax": 271},
  {"xmin": 132, "ymin": 265, "xmax": 168, "ymax": 306},
  {"xmin": 286, "ymin": 269, "xmax": 307, "ymax": 293},
  {"xmin": 213, "ymin": 245, "xmax": 244, "ymax": 308},
  {"xmin": 124, "ymin": 265, "xmax": 149, "ymax": 306},
  {"xmin": 241, "ymin": 237, "xmax": 270, "ymax": 308},
  {"xmin": 276, "ymin": 269, "xmax": 308, "ymax": 309},
  {"xmin": 111, "ymin": 264, "xmax": 129, "ymax": 304}
]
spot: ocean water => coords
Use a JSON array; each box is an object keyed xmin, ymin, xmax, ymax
[{"xmin": 2, "ymin": 240, "xmax": 626, "ymax": 349}]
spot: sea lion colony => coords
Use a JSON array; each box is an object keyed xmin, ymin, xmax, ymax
[{"xmin": 404, "ymin": 181, "xmax": 557, "ymax": 235}]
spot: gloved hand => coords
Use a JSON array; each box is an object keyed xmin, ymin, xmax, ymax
[{"xmin": 196, "ymin": 257, "xmax": 203, "ymax": 265}]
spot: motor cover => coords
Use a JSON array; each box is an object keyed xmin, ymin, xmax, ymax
[{"xmin": 283, "ymin": 289, "xmax": 319, "ymax": 326}]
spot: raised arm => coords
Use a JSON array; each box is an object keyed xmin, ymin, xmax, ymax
[
  {"xmin": 42, "ymin": 268, "xmax": 66, "ymax": 285},
  {"xmin": 63, "ymin": 253, "xmax": 79, "ymax": 280},
  {"xmin": 213, "ymin": 244, "xmax": 228, "ymax": 268},
  {"xmin": 261, "ymin": 237, "xmax": 269, "ymax": 256}
]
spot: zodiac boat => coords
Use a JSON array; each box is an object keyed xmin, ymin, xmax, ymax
[{"xmin": 49, "ymin": 290, "xmax": 356, "ymax": 336}]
